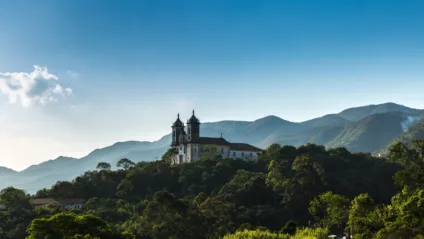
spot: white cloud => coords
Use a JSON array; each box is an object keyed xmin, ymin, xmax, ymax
[
  {"xmin": 65, "ymin": 88, "xmax": 73, "ymax": 95},
  {"xmin": 67, "ymin": 70, "xmax": 79, "ymax": 78},
  {"xmin": 0, "ymin": 65, "xmax": 72, "ymax": 107}
]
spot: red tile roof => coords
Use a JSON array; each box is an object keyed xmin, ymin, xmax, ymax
[
  {"xmin": 188, "ymin": 137, "xmax": 262, "ymax": 152},
  {"xmin": 30, "ymin": 198, "xmax": 59, "ymax": 205},
  {"xmin": 30, "ymin": 198, "xmax": 85, "ymax": 206},
  {"xmin": 196, "ymin": 137, "xmax": 230, "ymax": 145},
  {"xmin": 58, "ymin": 198, "xmax": 85, "ymax": 205},
  {"xmin": 230, "ymin": 143, "xmax": 262, "ymax": 152}
]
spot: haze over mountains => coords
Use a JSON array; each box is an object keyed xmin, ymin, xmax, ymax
[{"xmin": 1, "ymin": 102, "xmax": 423, "ymax": 193}]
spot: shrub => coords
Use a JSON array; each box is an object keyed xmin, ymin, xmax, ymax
[{"xmin": 223, "ymin": 227, "xmax": 328, "ymax": 239}]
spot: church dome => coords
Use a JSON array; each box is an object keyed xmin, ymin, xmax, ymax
[
  {"xmin": 187, "ymin": 110, "xmax": 200, "ymax": 124},
  {"xmin": 172, "ymin": 114, "xmax": 184, "ymax": 127}
]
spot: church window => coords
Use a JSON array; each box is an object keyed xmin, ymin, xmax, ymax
[
  {"xmin": 188, "ymin": 128, "xmax": 191, "ymax": 134},
  {"xmin": 233, "ymin": 152, "xmax": 236, "ymax": 157},
  {"xmin": 221, "ymin": 148, "xmax": 224, "ymax": 154},
  {"xmin": 242, "ymin": 152, "xmax": 244, "ymax": 157},
  {"xmin": 250, "ymin": 152, "xmax": 253, "ymax": 157}
]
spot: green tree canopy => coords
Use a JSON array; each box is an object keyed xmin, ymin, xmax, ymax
[
  {"xmin": 96, "ymin": 162, "xmax": 111, "ymax": 171},
  {"xmin": 26, "ymin": 213, "xmax": 132, "ymax": 239},
  {"xmin": 308, "ymin": 191, "xmax": 349, "ymax": 232},
  {"xmin": 117, "ymin": 158, "xmax": 135, "ymax": 170},
  {"xmin": 0, "ymin": 187, "xmax": 31, "ymax": 211},
  {"xmin": 162, "ymin": 148, "xmax": 178, "ymax": 164},
  {"xmin": 346, "ymin": 193, "xmax": 382, "ymax": 239},
  {"xmin": 389, "ymin": 139, "xmax": 424, "ymax": 190}
]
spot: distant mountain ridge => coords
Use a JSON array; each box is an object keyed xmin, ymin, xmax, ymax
[
  {"xmin": 326, "ymin": 112, "xmax": 407, "ymax": 152},
  {"xmin": 300, "ymin": 114, "xmax": 350, "ymax": 128},
  {"xmin": 1, "ymin": 102, "xmax": 423, "ymax": 193},
  {"xmin": 0, "ymin": 166, "xmax": 17, "ymax": 175},
  {"xmin": 337, "ymin": 102, "xmax": 422, "ymax": 121}
]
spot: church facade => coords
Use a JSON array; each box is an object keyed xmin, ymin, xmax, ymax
[{"xmin": 171, "ymin": 111, "xmax": 262, "ymax": 165}]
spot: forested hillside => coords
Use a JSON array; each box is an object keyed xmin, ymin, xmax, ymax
[
  {"xmin": 378, "ymin": 118, "xmax": 424, "ymax": 156},
  {"xmin": 2, "ymin": 140, "xmax": 424, "ymax": 238},
  {"xmin": 326, "ymin": 112, "xmax": 406, "ymax": 152}
]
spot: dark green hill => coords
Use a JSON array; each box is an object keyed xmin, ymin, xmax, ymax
[
  {"xmin": 300, "ymin": 114, "xmax": 350, "ymax": 128},
  {"xmin": 399, "ymin": 117, "xmax": 424, "ymax": 143},
  {"xmin": 326, "ymin": 112, "xmax": 409, "ymax": 152},
  {"xmin": 243, "ymin": 116, "xmax": 303, "ymax": 143},
  {"xmin": 258, "ymin": 124, "xmax": 344, "ymax": 148},
  {"xmin": 307, "ymin": 125, "xmax": 345, "ymax": 145},
  {"xmin": 378, "ymin": 118, "xmax": 424, "ymax": 156},
  {"xmin": 337, "ymin": 102, "xmax": 422, "ymax": 121}
]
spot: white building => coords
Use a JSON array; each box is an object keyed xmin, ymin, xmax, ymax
[
  {"xmin": 171, "ymin": 111, "xmax": 262, "ymax": 165},
  {"xmin": 30, "ymin": 198, "xmax": 85, "ymax": 210},
  {"xmin": 58, "ymin": 199, "xmax": 85, "ymax": 210}
]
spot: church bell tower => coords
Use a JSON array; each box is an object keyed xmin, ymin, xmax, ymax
[
  {"xmin": 187, "ymin": 110, "xmax": 200, "ymax": 142},
  {"xmin": 171, "ymin": 113, "xmax": 184, "ymax": 146}
]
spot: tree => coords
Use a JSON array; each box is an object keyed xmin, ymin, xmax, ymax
[
  {"xmin": 218, "ymin": 170, "xmax": 274, "ymax": 207},
  {"xmin": 346, "ymin": 193, "xmax": 382, "ymax": 239},
  {"xmin": 223, "ymin": 228, "xmax": 328, "ymax": 239},
  {"xmin": 193, "ymin": 192, "xmax": 208, "ymax": 206},
  {"xmin": 0, "ymin": 141, "xmax": 408, "ymax": 239},
  {"xmin": 26, "ymin": 213, "xmax": 132, "ymax": 239},
  {"xmin": 292, "ymin": 155, "xmax": 325, "ymax": 189},
  {"xmin": 389, "ymin": 139, "xmax": 424, "ymax": 190},
  {"xmin": 96, "ymin": 162, "xmax": 111, "ymax": 171},
  {"xmin": 308, "ymin": 191, "xmax": 349, "ymax": 232},
  {"xmin": 116, "ymin": 179, "xmax": 133, "ymax": 198},
  {"xmin": 266, "ymin": 160, "xmax": 284, "ymax": 190},
  {"xmin": 377, "ymin": 188, "xmax": 424, "ymax": 239},
  {"xmin": 198, "ymin": 197, "xmax": 236, "ymax": 237},
  {"xmin": 280, "ymin": 220, "xmax": 297, "ymax": 235},
  {"xmin": 265, "ymin": 160, "xmax": 295, "ymax": 206},
  {"xmin": 200, "ymin": 145, "xmax": 219, "ymax": 160},
  {"xmin": 34, "ymin": 189, "xmax": 49, "ymax": 198},
  {"xmin": 262, "ymin": 144, "xmax": 282, "ymax": 163},
  {"xmin": 49, "ymin": 181, "xmax": 75, "ymax": 198},
  {"xmin": 139, "ymin": 191, "xmax": 206, "ymax": 239},
  {"xmin": 0, "ymin": 187, "xmax": 31, "ymax": 211},
  {"xmin": 117, "ymin": 158, "xmax": 135, "ymax": 170},
  {"xmin": 162, "ymin": 148, "xmax": 178, "ymax": 164}
]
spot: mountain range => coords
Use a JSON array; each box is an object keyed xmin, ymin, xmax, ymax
[{"xmin": 1, "ymin": 102, "xmax": 423, "ymax": 193}]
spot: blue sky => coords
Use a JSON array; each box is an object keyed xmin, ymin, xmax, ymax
[{"xmin": 1, "ymin": 0, "xmax": 424, "ymax": 170}]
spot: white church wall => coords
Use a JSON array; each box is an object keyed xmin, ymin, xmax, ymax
[
  {"xmin": 229, "ymin": 150, "xmax": 258, "ymax": 160},
  {"xmin": 219, "ymin": 147, "xmax": 231, "ymax": 158},
  {"xmin": 193, "ymin": 144, "xmax": 199, "ymax": 161},
  {"xmin": 187, "ymin": 144, "xmax": 191, "ymax": 162}
]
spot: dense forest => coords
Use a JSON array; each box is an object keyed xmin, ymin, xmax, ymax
[{"xmin": 1, "ymin": 140, "xmax": 424, "ymax": 239}]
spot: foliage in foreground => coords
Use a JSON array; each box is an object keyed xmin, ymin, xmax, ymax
[
  {"xmin": 1, "ymin": 140, "xmax": 424, "ymax": 238},
  {"xmin": 223, "ymin": 228, "xmax": 328, "ymax": 239},
  {"xmin": 26, "ymin": 213, "xmax": 132, "ymax": 239}
]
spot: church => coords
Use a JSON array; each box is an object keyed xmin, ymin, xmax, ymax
[{"xmin": 171, "ymin": 111, "xmax": 262, "ymax": 165}]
